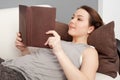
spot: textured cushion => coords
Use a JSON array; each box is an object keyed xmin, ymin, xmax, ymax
[
  {"xmin": 55, "ymin": 21, "xmax": 72, "ymax": 41},
  {"xmin": 55, "ymin": 21, "xmax": 119, "ymax": 78},
  {"xmin": 88, "ymin": 21, "xmax": 119, "ymax": 78}
]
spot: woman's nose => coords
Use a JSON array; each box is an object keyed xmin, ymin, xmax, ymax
[
  {"xmin": 70, "ymin": 18, "xmax": 76, "ymax": 24},
  {"xmin": 69, "ymin": 20, "xmax": 75, "ymax": 26}
]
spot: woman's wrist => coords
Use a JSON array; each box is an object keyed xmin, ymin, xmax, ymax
[
  {"xmin": 53, "ymin": 45, "xmax": 63, "ymax": 54},
  {"xmin": 21, "ymin": 47, "xmax": 30, "ymax": 56},
  {"xmin": 54, "ymin": 47, "xmax": 65, "ymax": 57}
]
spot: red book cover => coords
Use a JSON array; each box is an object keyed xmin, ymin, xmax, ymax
[{"xmin": 19, "ymin": 5, "xmax": 56, "ymax": 48}]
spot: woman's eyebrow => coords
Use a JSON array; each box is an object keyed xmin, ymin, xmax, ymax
[
  {"xmin": 73, "ymin": 14, "xmax": 84, "ymax": 17},
  {"xmin": 78, "ymin": 15, "xmax": 84, "ymax": 17}
]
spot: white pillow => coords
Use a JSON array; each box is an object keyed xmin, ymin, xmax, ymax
[{"xmin": 96, "ymin": 72, "xmax": 120, "ymax": 80}]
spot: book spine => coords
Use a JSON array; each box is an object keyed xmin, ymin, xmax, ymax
[
  {"xmin": 27, "ymin": 7, "xmax": 32, "ymax": 46},
  {"xmin": 19, "ymin": 5, "xmax": 27, "ymax": 46}
]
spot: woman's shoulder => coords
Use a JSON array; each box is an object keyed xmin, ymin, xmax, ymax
[
  {"xmin": 86, "ymin": 45, "xmax": 97, "ymax": 51},
  {"xmin": 83, "ymin": 45, "xmax": 98, "ymax": 56}
]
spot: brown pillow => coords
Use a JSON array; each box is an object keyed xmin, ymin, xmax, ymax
[
  {"xmin": 55, "ymin": 21, "xmax": 72, "ymax": 41},
  {"xmin": 55, "ymin": 21, "xmax": 119, "ymax": 78},
  {"xmin": 88, "ymin": 21, "xmax": 119, "ymax": 78}
]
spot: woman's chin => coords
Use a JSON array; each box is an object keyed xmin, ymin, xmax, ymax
[{"xmin": 68, "ymin": 31, "xmax": 74, "ymax": 36}]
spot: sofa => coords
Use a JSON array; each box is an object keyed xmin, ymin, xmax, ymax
[
  {"xmin": 116, "ymin": 39, "xmax": 120, "ymax": 74},
  {"xmin": 0, "ymin": 5, "xmax": 120, "ymax": 80}
]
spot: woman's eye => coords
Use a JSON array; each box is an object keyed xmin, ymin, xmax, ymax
[
  {"xmin": 77, "ymin": 18, "xmax": 81, "ymax": 21},
  {"xmin": 71, "ymin": 17, "xmax": 74, "ymax": 19}
]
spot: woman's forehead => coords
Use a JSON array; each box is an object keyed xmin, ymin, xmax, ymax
[{"xmin": 74, "ymin": 8, "xmax": 90, "ymax": 18}]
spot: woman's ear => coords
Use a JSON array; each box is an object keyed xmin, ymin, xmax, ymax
[{"xmin": 88, "ymin": 26, "xmax": 95, "ymax": 34}]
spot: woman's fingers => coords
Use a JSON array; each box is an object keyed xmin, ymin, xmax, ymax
[
  {"xmin": 16, "ymin": 33, "xmax": 22, "ymax": 41},
  {"xmin": 17, "ymin": 32, "xmax": 21, "ymax": 36},
  {"xmin": 15, "ymin": 32, "xmax": 25, "ymax": 47},
  {"xmin": 44, "ymin": 37, "xmax": 53, "ymax": 45},
  {"xmin": 46, "ymin": 30, "xmax": 60, "ymax": 38},
  {"xmin": 15, "ymin": 41, "xmax": 24, "ymax": 48},
  {"xmin": 44, "ymin": 37, "xmax": 55, "ymax": 48},
  {"xmin": 44, "ymin": 38, "xmax": 49, "ymax": 46},
  {"xmin": 16, "ymin": 37, "xmax": 22, "ymax": 42}
]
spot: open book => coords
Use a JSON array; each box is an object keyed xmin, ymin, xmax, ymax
[{"xmin": 19, "ymin": 5, "xmax": 56, "ymax": 48}]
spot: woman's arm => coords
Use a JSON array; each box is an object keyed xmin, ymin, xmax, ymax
[
  {"xmin": 80, "ymin": 47, "xmax": 99, "ymax": 80},
  {"xmin": 55, "ymin": 47, "xmax": 98, "ymax": 80},
  {"xmin": 45, "ymin": 30, "xmax": 99, "ymax": 80}
]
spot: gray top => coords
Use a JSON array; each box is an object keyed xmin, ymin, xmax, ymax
[{"xmin": 2, "ymin": 40, "xmax": 91, "ymax": 80}]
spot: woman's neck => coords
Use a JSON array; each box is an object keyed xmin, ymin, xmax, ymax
[{"xmin": 72, "ymin": 36, "xmax": 88, "ymax": 44}]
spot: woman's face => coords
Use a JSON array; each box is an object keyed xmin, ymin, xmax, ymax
[{"xmin": 68, "ymin": 8, "xmax": 93, "ymax": 37}]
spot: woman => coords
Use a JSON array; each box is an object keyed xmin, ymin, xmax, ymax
[{"xmin": 0, "ymin": 5, "xmax": 103, "ymax": 80}]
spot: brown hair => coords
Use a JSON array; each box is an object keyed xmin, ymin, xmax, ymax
[{"xmin": 78, "ymin": 5, "xmax": 104, "ymax": 29}]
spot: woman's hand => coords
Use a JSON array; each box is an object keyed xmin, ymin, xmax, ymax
[
  {"xmin": 15, "ymin": 32, "xmax": 29, "ymax": 55},
  {"xmin": 44, "ymin": 30, "xmax": 62, "ymax": 54}
]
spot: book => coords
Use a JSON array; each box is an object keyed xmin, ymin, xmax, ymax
[{"xmin": 19, "ymin": 5, "xmax": 56, "ymax": 48}]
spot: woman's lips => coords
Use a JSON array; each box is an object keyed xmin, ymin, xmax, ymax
[{"xmin": 69, "ymin": 25, "xmax": 76, "ymax": 29}]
